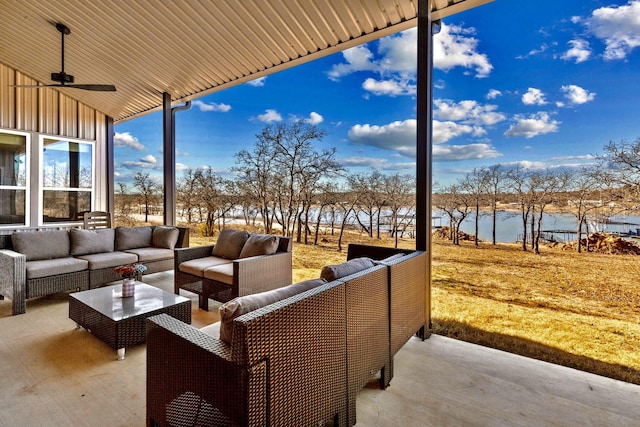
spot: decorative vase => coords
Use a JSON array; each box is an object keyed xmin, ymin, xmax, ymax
[{"xmin": 121, "ymin": 278, "xmax": 136, "ymax": 297}]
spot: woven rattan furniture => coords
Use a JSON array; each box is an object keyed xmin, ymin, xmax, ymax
[
  {"xmin": 146, "ymin": 280, "xmax": 349, "ymax": 426},
  {"xmin": 0, "ymin": 226, "xmax": 189, "ymax": 315},
  {"xmin": 70, "ymin": 282, "xmax": 191, "ymax": 360},
  {"xmin": 347, "ymin": 244, "xmax": 428, "ymax": 375},
  {"xmin": 174, "ymin": 234, "xmax": 292, "ymax": 310}
]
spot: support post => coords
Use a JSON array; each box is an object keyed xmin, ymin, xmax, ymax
[
  {"xmin": 162, "ymin": 93, "xmax": 174, "ymax": 226},
  {"xmin": 417, "ymin": 0, "xmax": 434, "ymax": 332}
]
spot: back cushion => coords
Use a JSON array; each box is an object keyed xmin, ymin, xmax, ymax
[
  {"xmin": 238, "ymin": 234, "xmax": 279, "ymax": 258},
  {"xmin": 115, "ymin": 226, "xmax": 153, "ymax": 251},
  {"xmin": 12, "ymin": 230, "xmax": 70, "ymax": 261},
  {"xmin": 218, "ymin": 277, "xmax": 327, "ymax": 343},
  {"xmin": 320, "ymin": 257, "xmax": 375, "ymax": 282},
  {"xmin": 212, "ymin": 229, "xmax": 249, "ymax": 259},
  {"xmin": 152, "ymin": 226, "xmax": 180, "ymax": 249},
  {"xmin": 70, "ymin": 228, "xmax": 115, "ymax": 256}
]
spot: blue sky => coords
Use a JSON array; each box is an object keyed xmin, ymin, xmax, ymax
[{"xmin": 114, "ymin": 0, "xmax": 640, "ymax": 189}]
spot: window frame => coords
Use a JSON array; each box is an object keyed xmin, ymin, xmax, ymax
[{"xmin": 0, "ymin": 129, "xmax": 30, "ymax": 228}]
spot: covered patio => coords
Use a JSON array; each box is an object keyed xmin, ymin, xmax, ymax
[{"xmin": 3, "ymin": 0, "xmax": 640, "ymax": 425}]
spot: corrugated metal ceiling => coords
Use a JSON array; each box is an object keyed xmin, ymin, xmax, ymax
[{"xmin": 0, "ymin": 0, "xmax": 491, "ymax": 123}]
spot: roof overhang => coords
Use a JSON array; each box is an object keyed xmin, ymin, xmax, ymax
[{"xmin": 0, "ymin": 0, "xmax": 491, "ymax": 123}]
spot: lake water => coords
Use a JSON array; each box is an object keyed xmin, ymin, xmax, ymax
[{"xmin": 449, "ymin": 211, "xmax": 640, "ymax": 243}]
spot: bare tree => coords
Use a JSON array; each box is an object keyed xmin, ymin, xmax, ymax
[
  {"xmin": 383, "ymin": 173, "xmax": 415, "ymax": 248},
  {"xmin": 461, "ymin": 168, "xmax": 490, "ymax": 247},
  {"xmin": 485, "ymin": 164, "xmax": 507, "ymax": 245},
  {"xmin": 507, "ymin": 166, "xmax": 536, "ymax": 251},
  {"xmin": 433, "ymin": 184, "xmax": 472, "ymax": 245},
  {"xmin": 132, "ymin": 172, "xmax": 159, "ymax": 222}
]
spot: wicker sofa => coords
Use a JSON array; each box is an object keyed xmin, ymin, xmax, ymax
[
  {"xmin": 174, "ymin": 229, "xmax": 293, "ymax": 310},
  {"xmin": 0, "ymin": 225, "xmax": 188, "ymax": 315},
  {"xmin": 146, "ymin": 248, "xmax": 423, "ymax": 426},
  {"xmin": 347, "ymin": 244, "xmax": 429, "ymax": 377}
]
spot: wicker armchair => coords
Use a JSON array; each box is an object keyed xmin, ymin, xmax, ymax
[
  {"xmin": 174, "ymin": 235, "xmax": 292, "ymax": 310},
  {"xmin": 146, "ymin": 280, "xmax": 349, "ymax": 427}
]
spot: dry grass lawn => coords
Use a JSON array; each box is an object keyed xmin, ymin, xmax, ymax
[{"xmin": 191, "ymin": 230, "xmax": 640, "ymax": 385}]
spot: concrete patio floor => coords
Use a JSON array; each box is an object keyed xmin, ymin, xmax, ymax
[{"xmin": 1, "ymin": 271, "xmax": 639, "ymax": 426}]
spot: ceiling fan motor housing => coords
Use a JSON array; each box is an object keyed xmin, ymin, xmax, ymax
[{"xmin": 51, "ymin": 72, "xmax": 74, "ymax": 84}]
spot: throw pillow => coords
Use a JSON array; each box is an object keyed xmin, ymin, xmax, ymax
[
  {"xmin": 12, "ymin": 230, "xmax": 70, "ymax": 261},
  {"xmin": 115, "ymin": 226, "xmax": 153, "ymax": 251},
  {"xmin": 320, "ymin": 257, "xmax": 375, "ymax": 282},
  {"xmin": 70, "ymin": 228, "xmax": 115, "ymax": 256},
  {"xmin": 211, "ymin": 229, "xmax": 249, "ymax": 260},
  {"xmin": 238, "ymin": 234, "xmax": 279, "ymax": 258},
  {"xmin": 218, "ymin": 277, "xmax": 327, "ymax": 343},
  {"xmin": 152, "ymin": 226, "xmax": 180, "ymax": 249}
]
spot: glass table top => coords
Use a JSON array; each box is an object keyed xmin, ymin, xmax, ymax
[{"xmin": 69, "ymin": 282, "xmax": 190, "ymax": 322}]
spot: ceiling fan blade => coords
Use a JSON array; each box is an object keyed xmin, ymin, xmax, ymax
[
  {"xmin": 65, "ymin": 84, "xmax": 117, "ymax": 92},
  {"xmin": 11, "ymin": 84, "xmax": 116, "ymax": 91}
]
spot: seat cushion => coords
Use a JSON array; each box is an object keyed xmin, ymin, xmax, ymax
[
  {"xmin": 115, "ymin": 226, "xmax": 153, "ymax": 251},
  {"xmin": 211, "ymin": 229, "xmax": 249, "ymax": 259},
  {"xmin": 320, "ymin": 257, "xmax": 375, "ymax": 282},
  {"xmin": 179, "ymin": 256, "xmax": 231, "ymax": 277},
  {"xmin": 152, "ymin": 226, "xmax": 180, "ymax": 249},
  {"xmin": 25, "ymin": 257, "xmax": 88, "ymax": 279},
  {"xmin": 238, "ymin": 234, "xmax": 279, "ymax": 258},
  {"xmin": 69, "ymin": 228, "xmax": 115, "ymax": 256},
  {"xmin": 12, "ymin": 230, "xmax": 70, "ymax": 261},
  {"xmin": 75, "ymin": 251, "xmax": 138, "ymax": 270},
  {"xmin": 125, "ymin": 247, "xmax": 173, "ymax": 262},
  {"xmin": 203, "ymin": 263, "xmax": 234, "ymax": 285},
  {"xmin": 218, "ymin": 277, "xmax": 327, "ymax": 343},
  {"xmin": 199, "ymin": 321, "xmax": 221, "ymax": 339}
]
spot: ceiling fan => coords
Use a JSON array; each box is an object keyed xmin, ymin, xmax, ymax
[{"xmin": 12, "ymin": 22, "xmax": 116, "ymax": 92}]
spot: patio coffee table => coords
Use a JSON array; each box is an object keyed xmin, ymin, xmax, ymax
[{"xmin": 69, "ymin": 282, "xmax": 191, "ymax": 360}]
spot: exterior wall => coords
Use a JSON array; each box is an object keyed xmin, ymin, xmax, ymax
[{"xmin": 0, "ymin": 63, "xmax": 110, "ymax": 225}]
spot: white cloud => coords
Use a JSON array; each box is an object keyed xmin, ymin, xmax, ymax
[
  {"xmin": 339, "ymin": 156, "xmax": 390, "ymax": 169},
  {"xmin": 192, "ymin": 100, "xmax": 231, "ymax": 112},
  {"xmin": 561, "ymin": 39, "xmax": 592, "ymax": 63},
  {"xmin": 433, "ymin": 143, "xmax": 501, "ymax": 161},
  {"xmin": 522, "ymin": 87, "xmax": 547, "ymax": 106},
  {"xmin": 433, "ymin": 24, "xmax": 493, "ymax": 78},
  {"xmin": 304, "ymin": 112, "xmax": 324, "ymax": 125},
  {"xmin": 348, "ymin": 118, "xmax": 501, "ymax": 161},
  {"xmin": 121, "ymin": 154, "xmax": 158, "ymax": 170},
  {"xmin": 560, "ymin": 84, "xmax": 596, "ymax": 105},
  {"xmin": 586, "ymin": 0, "xmax": 640, "ymax": 60},
  {"xmin": 504, "ymin": 112, "xmax": 560, "ymax": 138},
  {"xmin": 486, "ymin": 89, "xmax": 502, "ymax": 99},
  {"xmin": 362, "ymin": 78, "xmax": 416, "ymax": 96},
  {"xmin": 176, "ymin": 163, "xmax": 189, "ymax": 171},
  {"xmin": 247, "ymin": 76, "xmax": 267, "ymax": 87},
  {"xmin": 257, "ymin": 109, "xmax": 282, "ymax": 122},
  {"xmin": 114, "ymin": 132, "xmax": 144, "ymax": 151},
  {"xmin": 434, "ymin": 99, "xmax": 506, "ymax": 126},
  {"xmin": 328, "ymin": 23, "xmax": 492, "ymax": 98},
  {"xmin": 348, "ymin": 120, "xmax": 417, "ymax": 157}
]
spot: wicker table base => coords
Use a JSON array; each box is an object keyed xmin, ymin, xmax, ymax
[{"xmin": 69, "ymin": 282, "xmax": 191, "ymax": 360}]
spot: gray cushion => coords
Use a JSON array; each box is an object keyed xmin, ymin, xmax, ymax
[
  {"xmin": 115, "ymin": 226, "xmax": 153, "ymax": 251},
  {"xmin": 199, "ymin": 321, "xmax": 221, "ymax": 339},
  {"xmin": 75, "ymin": 251, "xmax": 138, "ymax": 270},
  {"xmin": 152, "ymin": 226, "xmax": 180, "ymax": 249},
  {"xmin": 320, "ymin": 257, "xmax": 375, "ymax": 282},
  {"xmin": 238, "ymin": 234, "xmax": 279, "ymax": 258},
  {"xmin": 125, "ymin": 247, "xmax": 173, "ymax": 262},
  {"xmin": 374, "ymin": 253, "xmax": 406, "ymax": 265},
  {"xmin": 12, "ymin": 230, "xmax": 70, "ymax": 261},
  {"xmin": 179, "ymin": 256, "xmax": 231, "ymax": 277},
  {"xmin": 211, "ymin": 229, "xmax": 249, "ymax": 259},
  {"xmin": 25, "ymin": 257, "xmax": 88, "ymax": 279},
  {"xmin": 70, "ymin": 228, "xmax": 115, "ymax": 256},
  {"xmin": 218, "ymin": 278, "xmax": 327, "ymax": 343},
  {"xmin": 203, "ymin": 263, "xmax": 234, "ymax": 285}
]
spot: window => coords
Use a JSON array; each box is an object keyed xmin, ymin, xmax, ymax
[
  {"xmin": 41, "ymin": 137, "xmax": 93, "ymax": 223},
  {"xmin": 0, "ymin": 132, "xmax": 28, "ymax": 226}
]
